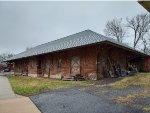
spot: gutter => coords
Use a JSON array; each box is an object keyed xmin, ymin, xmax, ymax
[
  {"xmin": 5, "ymin": 40, "xmax": 149, "ymax": 62},
  {"xmin": 138, "ymin": 1, "xmax": 150, "ymax": 12}
]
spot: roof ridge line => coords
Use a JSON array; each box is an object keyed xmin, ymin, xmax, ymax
[{"xmin": 26, "ymin": 29, "xmax": 92, "ymax": 51}]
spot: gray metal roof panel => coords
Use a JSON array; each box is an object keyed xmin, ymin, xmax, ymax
[{"xmin": 6, "ymin": 30, "xmax": 148, "ymax": 61}]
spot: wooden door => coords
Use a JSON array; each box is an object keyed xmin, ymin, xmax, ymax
[
  {"xmin": 97, "ymin": 58, "xmax": 105, "ymax": 79},
  {"xmin": 37, "ymin": 60, "xmax": 42, "ymax": 77},
  {"xmin": 71, "ymin": 56, "xmax": 80, "ymax": 75},
  {"xmin": 45, "ymin": 60, "xmax": 50, "ymax": 77},
  {"xmin": 41, "ymin": 60, "xmax": 46, "ymax": 77}
]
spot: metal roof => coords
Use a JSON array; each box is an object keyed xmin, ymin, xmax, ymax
[{"xmin": 6, "ymin": 30, "xmax": 148, "ymax": 61}]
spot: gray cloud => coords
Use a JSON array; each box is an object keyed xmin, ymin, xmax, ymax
[{"xmin": 0, "ymin": 1, "xmax": 147, "ymax": 54}]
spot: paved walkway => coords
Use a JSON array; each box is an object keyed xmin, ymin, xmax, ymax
[
  {"xmin": 0, "ymin": 76, "xmax": 41, "ymax": 113},
  {"xmin": 0, "ymin": 76, "xmax": 16, "ymax": 99}
]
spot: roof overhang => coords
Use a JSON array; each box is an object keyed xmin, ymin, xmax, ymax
[
  {"xmin": 138, "ymin": 1, "xmax": 150, "ymax": 12},
  {"xmin": 103, "ymin": 41, "xmax": 149, "ymax": 57},
  {"xmin": 5, "ymin": 40, "xmax": 149, "ymax": 62},
  {"xmin": 4, "ymin": 30, "xmax": 149, "ymax": 62}
]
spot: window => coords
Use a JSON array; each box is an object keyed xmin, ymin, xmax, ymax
[
  {"xmin": 31, "ymin": 61, "xmax": 34, "ymax": 68},
  {"xmin": 57, "ymin": 58, "xmax": 61, "ymax": 68}
]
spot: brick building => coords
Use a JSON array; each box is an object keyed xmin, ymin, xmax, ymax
[
  {"xmin": 6, "ymin": 30, "xmax": 149, "ymax": 80},
  {"xmin": 0, "ymin": 62, "xmax": 13, "ymax": 72}
]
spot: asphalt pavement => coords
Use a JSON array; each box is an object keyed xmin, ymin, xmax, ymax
[{"xmin": 30, "ymin": 87, "xmax": 147, "ymax": 113}]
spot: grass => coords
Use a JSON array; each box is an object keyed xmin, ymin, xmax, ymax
[
  {"xmin": 114, "ymin": 91, "xmax": 150, "ymax": 104},
  {"xmin": 144, "ymin": 105, "xmax": 150, "ymax": 112},
  {"xmin": 112, "ymin": 73, "xmax": 150, "ymax": 106},
  {"xmin": 8, "ymin": 73, "xmax": 150, "ymax": 97},
  {"xmin": 111, "ymin": 73, "xmax": 150, "ymax": 89},
  {"xmin": 7, "ymin": 75, "xmax": 90, "ymax": 96},
  {"xmin": 114, "ymin": 94, "xmax": 135, "ymax": 104}
]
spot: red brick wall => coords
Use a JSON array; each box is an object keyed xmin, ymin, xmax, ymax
[
  {"xmin": 14, "ymin": 59, "xmax": 26, "ymax": 75},
  {"xmin": 13, "ymin": 43, "xmax": 147, "ymax": 79},
  {"xmin": 145, "ymin": 57, "xmax": 150, "ymax": 72},
  {"xmin": 14, "ymin": 60, "xmax": 24, "ymax": 75},
  {"xmin": 28, "ymin": 57, "xmax": 37, "ymax": 75},
  {"xmin": 47, "ymin": 45, "xmax": 97, "ymax": 79}
]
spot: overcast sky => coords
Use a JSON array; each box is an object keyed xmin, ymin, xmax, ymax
[{"xmin": 0, "ymin": 1, "xmax": 147, "ymax": 54}]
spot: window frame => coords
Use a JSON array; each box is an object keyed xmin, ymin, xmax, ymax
[{"xmin": 57, "ymin": 58, "xmax": 62, "ymax": 69}]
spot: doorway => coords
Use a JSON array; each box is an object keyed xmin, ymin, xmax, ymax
[
  {"xmin": 37, "ymin": 60, "xmax": 42, "ymax": 77},
  {"xmin": 71, "ymin": 56, "xmax": 80, "ymax": 75},
  {"xmin": 45, "ymin": 60, "xmax": 50, "ymax": 77}
]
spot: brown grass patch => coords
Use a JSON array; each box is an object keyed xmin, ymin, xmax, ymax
[
  {"xmin": 111, "ymin": 73, "xmax": 150, "ymax": 89},
  {"xmin": 114, "ymin": 94, "xmax": 135, "ymax": 104},
  {"xmin": 114, "ymin": 90, "xmax": 150, "ymax": 104},
  {"xmin": 144, "ymin": 105, "xmax": 150, "ymax": 112}
]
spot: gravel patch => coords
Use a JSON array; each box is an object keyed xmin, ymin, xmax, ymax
[
  {"xmin": 30, "ymin": 87, "xmax": 147, "ymax": 113},
  {"xmin": 133, "ymin": 98, "xmax": 150, "ymax": 107},
  {"xmin": 84, "ymin": 85, "xmax": 144, "ymax": 98}
]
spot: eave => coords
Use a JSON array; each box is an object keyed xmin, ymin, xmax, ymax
[{"xmin": 139, "ymin": 1, "xmax": 150, "ymax": 12}]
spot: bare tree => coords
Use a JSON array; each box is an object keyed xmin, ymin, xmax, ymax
[
  {"xmin": 142, "ymin": 38, "xmax": 147, "ymax": 53},
  {"xmin": 0, "ymin": 53, "xmax": 13, "ymax": 63},
  {"xmin": 142, "ymin": 33, "xmax": 150, "ymax": 54},
  {"xmin": 104, "ymin": 18, "xmax": 126, "ymax": 43},
  {"xmin": 127, "ymin": 13, "xmax": 150, "ymax": 49}
]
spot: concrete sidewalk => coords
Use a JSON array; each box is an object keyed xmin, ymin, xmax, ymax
[
  {"xmin": 0, "ymin": 97, "xmax": 41, "ymax": 113},
  {"xmin": 0, "ymin": 76, "xmax": 41, "ymax": 113},
  {"xmin": 0, "ymin": 76, "xmax": 16, "ymax": 99}
]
